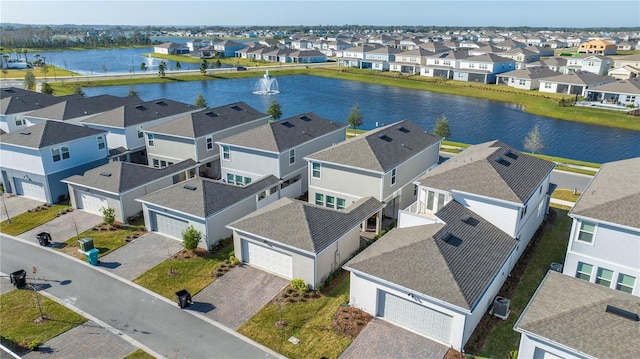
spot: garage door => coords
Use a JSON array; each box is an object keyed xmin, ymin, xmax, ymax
[
  {"xmin": 77, "ymin": 191, "xmax": 108, "ymax": 215},
  {"xmin": 151, "ymin": 212, "xmax": 189, "ymax": 240},
  {"xmin": 242, "ymin": 240, "xmax": 292, "ymax": 279},
  {"xmin": 378, "ymin": 291, "xmax": 452, "ymax": 344},
  {"xmin": 14, "ymin": 178, "xmax": 46, "ymax": 202}
]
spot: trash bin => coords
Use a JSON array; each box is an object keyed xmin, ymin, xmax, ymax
[
  {"xmin": 86, "ymin": 248, "xmax": 100, "ymax": 266},
  {"xmin": 36, "ymin": 232, "xmax": 52, "ymax": 246},
  {"xmin": 10, "ymin": 269, "xmax": 27, "ymax": 288},
  {"xmin": 175, "ymin": 289, "xmax": 192, "ymax": 309}
]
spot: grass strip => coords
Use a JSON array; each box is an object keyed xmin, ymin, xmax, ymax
[{"xmin": 0, "ymin": 204, "xmax": 70, "ymax": 236}]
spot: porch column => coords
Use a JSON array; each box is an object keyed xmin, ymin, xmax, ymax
[{"xmin": 375, "ymin": 209, "xmax": 382, "ymax": 235}]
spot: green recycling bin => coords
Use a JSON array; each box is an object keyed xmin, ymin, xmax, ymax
[{"xmin": 86, "ymin": 248, "xmax": 100, "ymax": 266}]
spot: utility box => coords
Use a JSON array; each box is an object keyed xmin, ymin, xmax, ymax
[{"xmin": 78, "ymin": 238, "xmax": 94, "ymax": 252}]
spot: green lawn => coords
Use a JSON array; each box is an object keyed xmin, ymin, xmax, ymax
[
  {"xmin": 472, "ymin": 209, "xmax": 571, "ymax": 358},
  {"xmin": 123, "ymin": 349, "xmax": 156, "ymax": 359},
  {"xmin": 133, "ymin": 244, "xmax": 233, "ymax": 299},
  {"xmin": 56, "ymin": 225, "xmax": 144, "ymax": 259},
  {"xmin": 0, "ymin": 289, "xmax": 87, "ymax": 353},
  {"xmin": 1, "ymin": 66, "xmax": 77, "ymax": 79},
  {"xmin": 238, "ymin": 275, "xmax": 352, "ymax": 359},
  {"xmin": 0, "ymin": 204, "xmax": 71, "ymax": 236},
  {"xmin": 552, "ymin": 189, "xmax": 582, "ymax": 202}
]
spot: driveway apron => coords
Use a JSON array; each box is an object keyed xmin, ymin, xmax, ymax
[
  {"xmin": 1, "ymin": 194, "xmax": 43, "ymax": 222},
  {"xmin": 18, "ymin": 210, "xmax": 102, "ymax": 245}
]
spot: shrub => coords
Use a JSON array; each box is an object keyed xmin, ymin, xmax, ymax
[
  {"xmin": 100, "ymin": 207, "xmax": 116, "ymax": 226},
  {"xmin": 290, "ymin": 278, "xmax": 308, "ymax": 294},
  {"xmin": 229, "ymin": 255, "xmax": 240, "ymax": 266},
  {"xmin": 181, "ymin": 225, "xmax": 202, "ymax": 252}
]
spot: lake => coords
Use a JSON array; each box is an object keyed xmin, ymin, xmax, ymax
[{"xmin": 83, "ymin": 74, "xmax": 640, "ymax": 163}]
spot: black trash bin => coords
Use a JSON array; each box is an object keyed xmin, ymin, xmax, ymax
[
  {"xmin": 36, "ymin": 232, "xmax": 51, "ymax": 246},
  {"xmin": 175, "ymin": 289, "xmax": 192, "ymax": 309},
  {"xmin": 10, "ymin": 269, "xmax": 27, "ymax": 288}
]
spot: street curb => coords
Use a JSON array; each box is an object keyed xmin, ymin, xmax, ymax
[{"xmin": 3, "ymin": 234, "xmax": 286, "ymax": 359}]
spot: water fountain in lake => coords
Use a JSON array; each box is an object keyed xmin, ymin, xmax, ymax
[
  {"xmin": 145, "ymin": 53, "xmax": 157, "ymax": 69},
  {"xmin": 253, "ymin": 70, "xmax": 280, "ymax": 95}
]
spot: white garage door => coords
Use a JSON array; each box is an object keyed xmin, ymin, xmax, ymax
[
  {"xmin": 152, "ymin": 212, "xmax": 189, "ymax": 240},
  {"xmin": 77, "ymin": 191, "xmax": 108, "ymax": 215},
  {"xmin": 14, "ymin": 178, "xmax": 46, "ymax": 202},
  {"xmin": 378, "ymin": 291, "xmax": 452, "ymax": 344},
  {"xmin": 242, "ymin": 240, "xmax": 292, "ymax": 279}
]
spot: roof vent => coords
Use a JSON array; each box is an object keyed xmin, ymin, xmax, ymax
[
  {"xmin": 205, "ymin": 111, "xmax": 219, "ymax": 117},
  {"xmin": 230, "ymin": 105, "xmax": 243, "ymax": 111},
  {"xmin": 379, "ymin": 134, "xmax": 393, "ymax": 142},
  {"xmin": 494, "ymin": 156, "xmax": 510, "ymax": 166},
  {"xmin": 439, "ymin": 231, "xmax": 452, "ymax": 242},
  {"xmin": 183, "ymin": 184, "xmax": 197, "ymax": 191},
  {"xmin": 99, "ymin": 172, "xmax": 112, "ymax": 177},
  {"xmin": 606, "ymin": 305, "xmax": 640, "ymax": 321},
  {"xmin": 135, "ymin": 105, "xmax": 148, "ymax": 111},
  {"xmin": 503, "ymin": 149, "xmax": 518, "ymax": 159},
  {"xmin": 397, "ymin": 126, "xmax": 410, "ymax": 133},
  {"xmin": 281, "ymin": 121, "xmax": 294, "ymax": 128},
  {"xmin": 461, "ymin": 215, "xmax": 471, "ymax": 223},
  {"xmin": 20, "ymin": 131, "xmax": 31, "ymax": 135},
  {"xmin": 156, "ymin": 101, "xmax": 168, "ymax": 106},
  {"xmin": 300, "ymin": 115, "xmax": 312, "ymax": 122}
]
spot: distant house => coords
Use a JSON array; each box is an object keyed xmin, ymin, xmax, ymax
[
  {"xmin": 286, "ymin": 49, "xmax": 327, "ymax": 64},
  {"xmin": 566, "ymin": 54, "xmax": 613, "ymax": 76},
  {"xmin": 362, "ymin": 46, "xmax": 403, "ymax": 71},
  {"xmin": 540, "ymin": 57, "xmax": 569, "ymax": 74},
  {"xmin": 153, "ymin": 42, "xmax": 189, "ymax": 55},
  {"xmin": 578, "ymin": 39, "xmax": 617, "ymax": 55},
  {"xmin": 538, "ymin": 71, "xmax": 617, "ymax": 96},
  {"xmin": 213, "ymin": 40, "xmax": 246, "ymax": 58},
  {"xmin": 496, "ymin": 66, "xmax": 561, "ymax": 90},
  {"xmin": 0, "ymin": 87, "xmax": 81, "ymax": 133},
  {"xmin": 585, "ymin": 78, "xmax": 640, "ymax": 107}
]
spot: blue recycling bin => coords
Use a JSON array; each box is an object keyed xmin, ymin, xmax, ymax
[{"xmin": 86, "ymin": 248, "xmax": 100, "ymax": 266}]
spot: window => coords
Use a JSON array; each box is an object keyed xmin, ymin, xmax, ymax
[
  {"xmin": 147, "ymin": 133, "xmax": 155, "ymax": 147},
  {"xmin": 51, "ymin": 145, "xmax": 70, "ymax": 162},
  {"xmin": 479, "ymin": 64, "xmax": 488, "ymax": 70},
  {"xmin": 289, "ymin": 149, "xmax": 295, "ymax": 165},
  {"xmin": 391, "ymin": 168, "xmax": 397, "ymax": 185},
  {"xmin": 160, "ymin": 160, "xmax": 167, "ymax": 168},
  {"xmin": 97, "ymin": 136, "xmax": 106, "ymax": 150},
  {"xmin": 226, "ymin": 173, "xmax": 235, "ymax": 184},
  {"xmin": 245, "ymin": 177, "xmax": 251, "ymax": 185},
  {"xmin": 14, "ymin": 116, "xmax": 24, "ymax": 126},
  {"xmin": 519, "ymin": 79, "xmax": 526, "ymax": 86},
  {"xmin": 544, "ymin": 82, "xmax": 552, "ymax": 89},
  {"xmin": 427, "ymin": 191, "xmax": 435, "ymax": 210},
  {"xmin": 222, "ymin": 145, "xmax": 230, "ymax": 160},
  {"xmin": 235, "ymin": 175, "xmax": 244, "ymax": 186},
  {"xmin": 152, "ymin": 159, "xmax": 160, "ymax": 168},
  {"xmin": 616, "ymin": 274, "xmax": 636, "ymax": 294},
  {"xmin": 596, "ymin": 267, "xmax": 613, "ymax": 288},
  {"xmin": 576, "ymin": 262, "xmax": 593, "ymax": 281},
  {"xmin": 337, "ymin": 198, "xmax": 346, "ymax": 210},
  {"xmin": 326, "ymin": 196, "xmax": 335, "ymax": 208},
  {"xmin": 414, "ymin": 184, "xmax": 418, "ymax": 196},
  {"xmin": 437, "ymin": 193, "xmax": 445, "ymax": 209},
  {"xmin": 315, "ymin": 193, "xmax": 324, "ymax": 206},
  {"xmin": 577, "ymin": 221, "xmax": 595, "ymax": 243},
  {"xmin": 206, "ymin": 136, "xmax": 213, "ymax": 150},
  {"xmin": 312, "ymin": 162, "xmax": 321, "ymax": 179},
  {"xmin": 137, "ymin": 126, "xmax": 144, "ymax": 139}
]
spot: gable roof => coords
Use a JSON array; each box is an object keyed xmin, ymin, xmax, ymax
[
  {"xmin": 0, "ymin": 121, "xmax": 106, "ymax": 149},
  {"xmin": 345, "ymin": 200, "xmax": 517, "ymax": 310},
  {"xmin": 569, "ymin": 157, "xmax": 640, "ymax": 229},
  {"xmin": 62, "ymin": 159, "xmax": 197, "ymax": 194},
  {"xmin": 24, "ymin": 94, "xmax": 142, "ymax": 120},
  {"xmin": 542, "ymin": 71, "xmax": 616, "ymax": 85},
  {"xmin": 417, "ymin": 140, "xmax": 555, "ymax": 204},
  {"xmin": 145, "ymin": 102, "xmax": 268, "ymax": 138},
  {"xmin": 228, "ymin": 196, "xmax": 384, "ymax": 254},
  {"xmin": 1, "ymin": 91, "xmax": 82, "ymax": 116},
  {"xmin": 589, "ymin": 77, "xmax": 640, "ymax": 95},
  {"xmin": 499, "ymin": 66, "xmax": 561, "ymax": 80},
  {"xmin": 217, "ymin": 112, "xmax": 346, "ymax": 153},
  {"xmin": 306, "ymin": 120, "xmax": 440, "ymax": 173},
  {"xmin": 466, "ymin": 53, "xmax": 514, "ymax": 63},
  {"xmin": 138, "ymin": 175, "xmax": 280, "ymax": 219},
  {"xmin": 515, "ymin": 271, "xmax": 640, "ymax": 359},
  {"xmin": 81, "ymin": 98, "xmax": 198, "ymax": 128}
]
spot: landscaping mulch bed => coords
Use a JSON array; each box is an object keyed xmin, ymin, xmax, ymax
[
  {"xmin": 444, "ymin": 348, "xmax": 466, "ymax": 359},
  {"xmin": 171, "ymin": 248, "xmax": 210, "ymax": 259},
  {"xmin": 331, "ymin": 305, "xmax": 372, "ymax": 339}
]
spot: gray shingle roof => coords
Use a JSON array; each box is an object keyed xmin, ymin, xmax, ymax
[
  {"xmin": 570, "ymin": 157, "xmax": 640, "ymax": 229},
  {"xmin": 145, "ymin": 102, "xmax": 268, "ymax": 138},
  {"xmin": 417, "ymin": 140, "xmax": 555, "ymax": 204},
  {"xmin": 515, "ymin": 271, "xmax": 640, "ymax": 359},
  {"xmin": 589, "ymin": 77, "xmax": 640, "ymax": 94},
  {"xmin": 137, "ymin": 175, "xmax": 280, "ymax": 218},
  {"xmin": 306, "ymin": 120, "xmax": 440, "ymax": 173},
  {"xmin": 81, "ymin": 98, "xmax": 198, "ymax": 128},
  {"xmin": 542, "ymin": 71, "xmax": 616, "ymax": 85},
  {"xmin": 24, "ymin": 95, "xmax": 142, "ymax": 120},
  {"xmin": 62, "ymin": 159, "xmax": 197, "ymax": 194},
  {"xmin": 345, "ymin": 200, "xmax": 517, "ymax": 310},
  {"xmin": 466, "ymin": 53, "xmax": 513, "ymax": 63},
  {"xmin": 217, "ymin": 112, "xmax": 347, "ymax": 153},
  {"xmin": 0, "ymin": 121, "xmax": 106, "ymax": 149},
  {"xmin": 1, "ymin": 91, "xmax": 82, "ymax": 115},
  {"xmin": 499, "ymin": 66, "xmax": 561, "ymax": 80},
  {"xmin": 228, "ymin": 197, "xmax": 384, "ymax": 254},
  {"xmin": 0, "ymin": 87, "xmax": 33, "ymax": 99}
]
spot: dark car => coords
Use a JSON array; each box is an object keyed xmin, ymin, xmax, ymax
[{"xmin": 236, "ymin": 66, "xmax": 247, "ymax": 71}]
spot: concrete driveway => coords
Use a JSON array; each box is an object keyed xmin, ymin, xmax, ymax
[
  {"xmin": 18, "ymin": 210, "xmax": 102, "ymax": 245},
  {"xmin": 191, "ymin": 265, "xmax": 289, "ymax": 330},
  {"xmin": 0, "ymin": 193, "xmax": 43, "ymax": 222},
  {"xmin": 339, "ymin": 319, "xmax": 449, "ymax": 359}
]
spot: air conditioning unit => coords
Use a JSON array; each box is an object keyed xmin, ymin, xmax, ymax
[
  {"xmin": 550, "ymin": 262, "xmax": 564, "ymax": 273},
  {"xmin": 492, "ymin": 296, "xmax": 510, "ymax": 320}
]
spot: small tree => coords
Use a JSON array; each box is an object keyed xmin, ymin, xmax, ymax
[
  {"xmin": 175, "ymin": 61, "xmax": 181, "ymax": 71},
  {"xmin": 433, "ymin": 115, "xmax": 451, "ymax": 140},
  {"xmin": 267, "ymin": 99, "xmax": 283, "ymax": 121},
  {"xmin": 100, "ymin": 207, "xmax": 116, "ymax": 226},
  {"xmin": 346, "ymin": 105, "xmax": 363, "ymax": 136},
  {"xmin": 73, "ymin": 84, "xmax": 85, "ymax": 96},
  {"xmin": 158, "ymin": 61, "xmax": 167, "ymax": 78},
  {"xmin": 182, "ymin": 225, "xmax": 202, "ymax": 252},
  {"xmin": 41, "ymin": 63, "xmax": 49, "ymax": 79},
  {"xmin": 41, "ymin": 82, "xmax": 54, "ymax": 95},
  {"xmin": 195, "ymin": 93, "xmax": 207, "ymax": 108},
  {"xmin": 101, "ymin": 64, "xmax": 108, "ymax": 75},
  {"xmin": 24, "ymin": 71, "xmax": 36, "ymax": 90},
  {"xmin": 215, "ymin": 58, "xmax": 222, "ymax": 68},
  {"xmin": 523, "ymin": 123, "xmax": 545, "ymax": 155},
  {"xmin": 200, "ymin": 58, "xmax": 208, "ymax": 75},
  {"xmin": 140, "ymin": 62, "xmax": 148, "ymax": 72}
]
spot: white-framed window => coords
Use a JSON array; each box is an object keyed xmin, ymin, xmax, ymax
[
  {"xmin": 222, "ymin": 145, "xmax": 230, "ymax": 160},
  {"xmin": 206, "ymin": 136, "xmax": 213, "ymax": 150},
  {"xmin": 391, "ymin": 168, "xmax": 397, "ymax": 185},
  {"xmin": 595, "ymin": 267, "xmax": 613, "ymax": 288},
  {"xmin": 235, "ymin": 175, "xmax": 244, "ymax": 186},
  {"xmin": 137, "ymin": 126, "xmax": 144, "ymax": 139},
  {"xmin": 577, "ymin": 221, "xmax": 595, "ymax": 244},
  {"xmin": 326, "ymin": 195, "xmax": 335, "ymax": 208},
  {"xmin": 537, "ymin": 200, "xmax": 544, "ymax": 217},
  {"xmin": 616, "ymin": 274, "xmax": 636, "ymax": 294},
  {"xmin": 152, "ymin": 159, "xmax": 160, "ymax": 168},
  {"xmin": 289, "ymin": 149, "xmax": 295, "ymax": 165},
  {"xmin": 160, "ymin": 160, "xmax": 167, "ymax": 168},
  {"xmin": 226, "ymin": 173, "xmax": 235, "ymax": 184},
  {"xmin": 147, "ymin": 133, "xmax": 155, "ymax": 147},
  {"xmin": 315, "ymin": 193, "xmax": 324, "ymax": 206},
  {"xmin": 479, "ymin": 64, "xmax": 488, "ymax": 69},
  {"xmin": 519, "ymin": 79, "xmax": 526, "ymax": 85},
  {"xmin": 312, "ymin": 162, "xmax": 321, "ymax": 179},
  {"xmin": 576, "ymin": 262, "xmax": 593, "ymax": 281},
  {"xmin": 414, "ymin": 184, "xmax": 418, "ymax": 196},
  {"xmin": 51, "ymin": 145, "xmax": 70, "ymax": 162},
  {"xmin": 544, "ymin": 82, "xmax": 552, "ymax": 89},
  {"xmin": 337, "ymin": 198, "xmax": 346, "ymax": 210},
  {"xmin": 14, "ymin": 116, "xmax": 24, "ymax": 126},
  {"xmin": 97, "ymin": 136, "xmax": 106, "ymax": 150},
  {"xmin": 245, "ymin": 177, "xmax": 251, "ymax": 185}
]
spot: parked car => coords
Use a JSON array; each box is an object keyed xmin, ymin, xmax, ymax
[{"xmin": 236, "ymin": 66, "xmax": 247, "ymax": 71}]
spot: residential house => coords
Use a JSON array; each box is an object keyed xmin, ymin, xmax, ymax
[
  {"xmin": 609, "ymin": 54, "xmax": 640, "ymax": 79},
  {"xmin": 493, "ymin": 39, "xmax": 526, "ymax": 50},
  {"xmin": 305, "ymin": 120, "xmax": 441, "ymax": 230},
  {"xmin": 338, "ymin": 44, "xmax": 383, "ymax": 68},
  {"xmin": 389, "ymin": 48, "xmax": 435, "ymax": 74},
  {"xmin": 496, "ymin": 66, "xmax": 561, "ymax": 90},
  {"xmin": 467, "ymin": 44, "xmax": 506, "ymax": 56},
  {"xmin": 62, "ymin": 159, "xmax": 197, "ymax": 222},
  {"xmin": 566, "ymin": 55, "xmax": 613, "ymax": 76},
  {"xmin": 227, "ymin": 196, "xmax": 384, "ymax": 288},
  {"xmin": 514, "ymin": 271, "xmax": 640, "ymax": 359},
  {"xmin": 420, "ymin": 50, "xmax": 471, "ymax": 78},
  {"xmin": 153, "ymin": 42, "xmax": 189, "ymax": 55},
  {"xmin": 144, "ymin": 102, "xmax": 270, "ymax": 179},
  {"xmin": 0, "ymin": 121, "xmax": 109, "ymax": 203},
  {"xmin": 578, "ymin": 39, "xmax": 617, "ymax": 55},
  {"xmin": 561, "ymin": 157, "xmax": 639, "ymax": 296},
  {"xmin": 213, "ymin": 40, "xmax": 246, "ymax": 58},
  {"xmin": 613, "ymin": 54, "xmax": 640, "ymax": 69},
  {"xmin": 499, "ymin": 48, "xmax": 543, "ymax": 69},
  {"xmin": 540, "ymin": 57, "xmax": 569, "ymax": 74},
  {"xmin": 137, "ymin": 175, "xmax": 281, "ymax": 248},
  {"xmin": 80, "ymin": 99, "xmax": 200, "ymax": 164},
  {"xmin": 217, "ymin": 113, "xmax": 347, "ymax": 199},
  {"xmin": 418, "ymin": 42, "xmax": 451, "ymax": 54},
  {"xmin": 286, "ymin": 49, "xmax": 327, "ymax": 64},
  {"xmin": 0, "ymin": 87, "xmax": 81, "ymax": 133},
  {"xmin": 362, "ymin": 46, "xmax": 402, "ymax": 71},
  {"xmin": 585, "ymin": 78, "xmax": 640, "ymax": 108},
  {"xmin": 543, "ymin": 39, "xmax": 569, "ymax": 48},
  {"xmin": 538, "ymin": 71, "xmax": 617, "ymax": 96},
  {"xmin": 453, "ymin": 54, "xmax": 516, "ymax": 84}
]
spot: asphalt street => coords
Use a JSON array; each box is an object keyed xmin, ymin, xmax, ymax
[{"xmin": 0, "ymin": 235, "xmax": 279, "ymax": 359}]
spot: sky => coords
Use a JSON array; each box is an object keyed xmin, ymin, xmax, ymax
[{"xmin": 1, "ymin": 0, "xmax": 638, "ymax": 28}]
